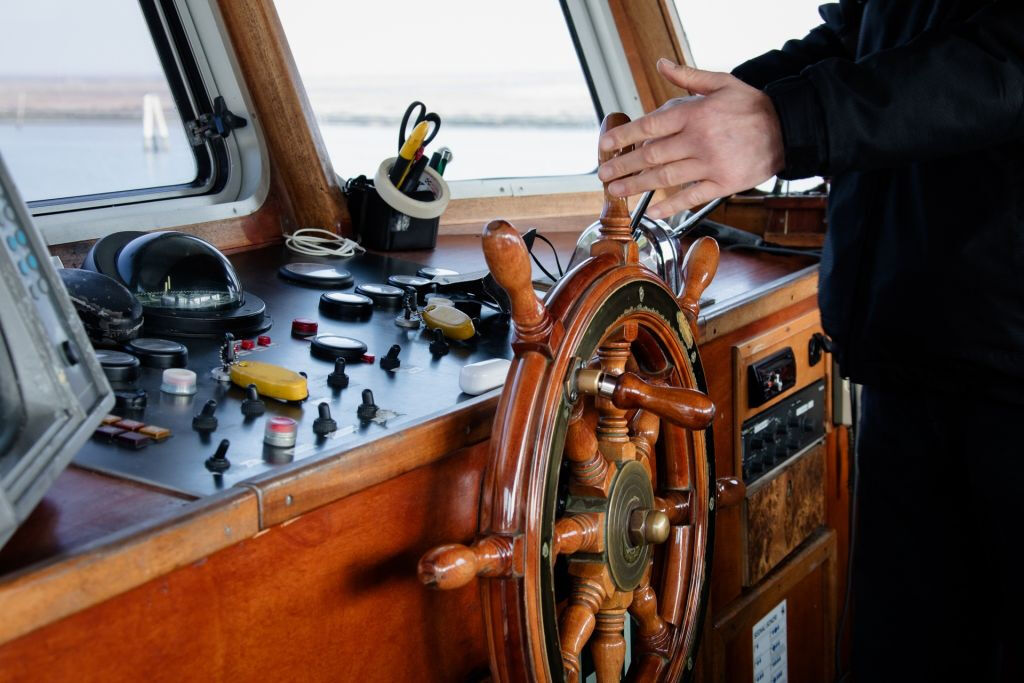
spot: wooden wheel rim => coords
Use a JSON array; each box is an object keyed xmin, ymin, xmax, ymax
[{"xmin": 482, "ymin": 262, "xmax": 715, "ymax": 682}]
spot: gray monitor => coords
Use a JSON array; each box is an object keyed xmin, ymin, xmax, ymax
[{"xmin": 0, "ymin": 153, "xmax": 114, "ymax": 548}]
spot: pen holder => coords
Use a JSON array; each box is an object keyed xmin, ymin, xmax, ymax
[{"xmin": 345, "ymin": 158, "xmax": 451, "ymax": 251}]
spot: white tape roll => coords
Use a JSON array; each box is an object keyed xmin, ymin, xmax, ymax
[{"xmin": 374, "ymin": 157, "xmax": 451, "ymax": 220}]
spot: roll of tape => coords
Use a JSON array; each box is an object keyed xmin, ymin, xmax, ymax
[{"xmin": 374, "ymin": 157, "xmax": 451, "ymax": 220}]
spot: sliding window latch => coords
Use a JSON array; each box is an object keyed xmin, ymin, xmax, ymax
[{"xmin": 186, "ymin": 96, "xmax": 248, "ymax": 145}]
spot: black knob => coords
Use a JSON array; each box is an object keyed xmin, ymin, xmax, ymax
[
  {"xmin": 357, "ymin": 389, "xmax": 379, "ymax": 421},
  {"xmin": 192, "ymin": 399, "xmax": 219, "ymax": 433},
  {"xmin": 313, "ymin": 402, "xmax": 338, "ymax": 436},
  {"xmin": 380, "ymin": 344, "xmax": 401, "ymax": 371},
  {"xmin": 205, "ymin": 439, "xmax": 231, "ymax": 473},
  {"xmin": 241, "ymin": 384, "xmax": 265, "ymax": 417},
  {"xmin": 327, "ymin": 358, "xmax": 350, "ymax": 389},
  {"xmin": 751, "ymin": 437, "xmax": 764, "ymax": 450}
]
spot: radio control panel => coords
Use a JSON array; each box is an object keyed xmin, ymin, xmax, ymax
[{"xmin": 740, "ymin": 380, "xmax": 825, "ymax": 485}]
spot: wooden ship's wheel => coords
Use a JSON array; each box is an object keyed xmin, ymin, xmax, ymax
[{"xmin": 418, "ymin": 113, "xmax": 743, "ymax": 682}]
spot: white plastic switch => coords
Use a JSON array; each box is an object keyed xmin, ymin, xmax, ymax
[
  {"xmin": 160, "ymin": 368, "xmax": 197, "ymax": 395},
  {"xmin": 459, "ymin": 358, "xmax": 512, "ymax": 396}
]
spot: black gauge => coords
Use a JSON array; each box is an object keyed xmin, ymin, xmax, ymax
[
  {"xmin": 310, "ymin": 334, "xmax": 368, "ymax": 362},
  {"xmin": 125, "ymin": 337, "xmax": 188, "ymax": 368},
  {"xmin": 58, "ymin": 269, "xmax": 143, "ymax": 345},
  {"xmin": 279, "ymin": 262, "xmax": 354, "ymax": 288},
  {"xmin": 319, "ymin": 292, "xmax": 373, "ymax": 319},
  {"xmin": 417, "ymin": 266, "xmax": 458, "ymax": 279},
  {"xmin": 95, "ymin": 350, "xmax": 141, "ymax": 384},
  {"xmin": 355, "ymin": 283, "xmax": 404, "ymax": 307}
]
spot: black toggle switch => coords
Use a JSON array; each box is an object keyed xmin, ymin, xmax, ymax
[
  {"xmin": 205, "ymin": 439, "xmax": 231, "ymax": 473},
  {"xmin": 357, "ymin": 389, "xmax": 378, "ymax": 421},
  {"xmin": 193, "ymin": 399, "xmax": 219, "ymax": 433},
  {"xmin": 313, "ymin": 402, "xmax": 338, "ymax": 436},
  {"xmin": 327, "ymin": 358, "xmax": 350, "ymax": 389},
  {"xmin": 241, "ymin": 383, "xmax": 265, "ymax": 417},
  {"xmin": 380, "ymin": 344, "xmax": 401, "ymax": 371},
  {"xmin": 429, "ymin": 328, "xmax": 450, "ymax": 357}
]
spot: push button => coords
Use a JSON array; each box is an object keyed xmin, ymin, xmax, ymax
[
  {"xmin": 6, "ymin": 235, "xmax": 17, "ymax": 251},
  {"xmin": 15, "ymin": 230, "xmax": 27, "ymax": 246},
  {"xmin": 18, "ymin": 259, "xmax": 29, "ymax": 275},
  {"xmin": 27, "ymin": 253, "xmax": 38, "ymax": 270}
]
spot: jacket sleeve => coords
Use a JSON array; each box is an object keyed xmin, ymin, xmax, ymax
[
  {"xmin": 767, "ymin": 1, "xmax": 1024, "ymax": 179},
  {"xmin": 731, "ymin": 2, "xmax": 862, "ymax": 89}
]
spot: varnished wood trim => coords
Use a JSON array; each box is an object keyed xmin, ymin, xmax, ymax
[
  {"xmin": 246, "ymin": 394, "xmax": 499, "ymax": 527},
  {"xmin": 699, "ymin": 267, "xmax": 819, "ymax": 343},
  {"xmin": 215, "ymin": 0, "xmax": 349, "ymax": 235},
  {"xmin": 607, "ymin": 0, "xmax": 693, "ymax": 112},
  {"xmin": 441, "ymin": 192, "xmax": 605, "ymax": 234},
  {"xmin": 0, "ymin": 489, "xmax": 258, "ymax": 646}
]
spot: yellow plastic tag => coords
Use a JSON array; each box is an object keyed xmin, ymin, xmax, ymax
[
  {"xmin": 230, "ymin": 361, "xmax": 309, "ymax": 402},
  {"xmin": 421, "ymin": 304, "xmax": 476, "ymax": 341}
]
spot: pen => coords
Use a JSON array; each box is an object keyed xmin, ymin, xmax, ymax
[
  {"xmin": 388, "ymin": 120, "xmax": 430, "ymax": 188},
  {"xmin": 428, "ymin": 146, "xmax": 453, "ymax": 176},
  {"xmin": 399, "ymin": 156, "xmax": 429, "ymax": 195}
]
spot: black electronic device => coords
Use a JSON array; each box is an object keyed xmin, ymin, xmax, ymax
[
  {"xmin": 356, "ymin": 283, "xmax": 404, "ymax": 307},
  {"xmin": 0, "ymin": 153, "xmax": 115, "ymax": 549},
  {"xmin": 747, "ymin": 347, "xmax": 797, "ymax": 408},
  {"xmin": 387, "ymin": 274, "xmax": 432, "ymax": 299},
  {"xmin": 278, "ymin": 262, "xmax": 354, "ymax": 288},
  {"xmin": 740, "ymin": 380, "xmax": 826, "ymax": 484},
  {"xmin": 81, "ymin": 230, "xmax": 145, "ymax": 276},
  {"xmin": 59, "ymin": 269, "xmax": 144, "ymax": 345},
  {"xmin": 319, "ymin": 291, "xmax": 372, "ymax": 319}
]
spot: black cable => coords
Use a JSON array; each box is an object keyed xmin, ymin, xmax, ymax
[
  {"xmin": 835, "ymin": 383, "xmax": 860, "ymax": 682},
  {"xmin": 724, "ymin": 244, "xmax": 822, "ymax": 259},
  {"xmin": 527, "ymin": 241, "xmax": 561, "ymax": 284},
  {"xmin": 533, "ymin": 232, "xmax": 565, "ymax": 277}
]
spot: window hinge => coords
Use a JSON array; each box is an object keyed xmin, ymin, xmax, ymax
[{"xmin": 186, "ymin": 96, "xmax": 248, "ymax": 145}]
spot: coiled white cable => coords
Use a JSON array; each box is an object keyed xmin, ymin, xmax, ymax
[{"xmin": 284, "ymin": 228, "xmax": 365, "ymax": 258}]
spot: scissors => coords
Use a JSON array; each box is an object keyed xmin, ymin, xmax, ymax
[{"xmin": 398, "ymin": 101, "xmax": 441, "ymax": 152}]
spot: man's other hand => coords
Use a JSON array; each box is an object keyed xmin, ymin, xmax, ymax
[{"xmin": 598, "ymin": 59, "xmax": 785, "ymax": 218}]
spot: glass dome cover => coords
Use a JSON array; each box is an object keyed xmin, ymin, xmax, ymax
[{"xmin": 115, "ymin": 231, "xmax": 243, "ymax": 311}]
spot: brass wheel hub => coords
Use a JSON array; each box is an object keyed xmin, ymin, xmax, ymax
[{"xmin": 604, "ymin": 460, "xmax": 662, "ymax": 591}]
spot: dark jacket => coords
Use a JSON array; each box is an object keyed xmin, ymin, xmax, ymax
[{"xmin": 733, "ymin": 0, "xmax": 1024, "ymax": 402}]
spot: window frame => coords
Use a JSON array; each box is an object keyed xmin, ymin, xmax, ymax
[{"xmin": 29, "ymin": 0, "xmax": 268, "ymax": 246}]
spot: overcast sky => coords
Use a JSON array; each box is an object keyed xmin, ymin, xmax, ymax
[{"xmin": 0, "ymin": 1, "xmax": 825, "ymax": 79}]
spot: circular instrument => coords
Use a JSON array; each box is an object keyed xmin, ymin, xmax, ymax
[
  {"xmin": 417, "ymin": 266, "xmax": 458, "ymax": 279},
  {"xmin": 417, "ymin": 113, "xmax": 742, "ymax": 682},
  {"xmin": 95, "ymin": 349, "xmax": 141, "ymax": 384},
  {"xmin": 309, "ymin": 334, "xmax": 368, "ymax": 362},
  {"xmin": 355, "ymin": 283, "xmax": 404, "ymax": 308},
  {"xmin": 319, "ymin": 292, "xmax": 373, "ymax": 319},
  {"xmin": 278, "ymin": 262, "xmax": 354, "ymax": 288},
  {"xmin": 126, "ymin": 337, "xmax": 188, "ymax": 369}
]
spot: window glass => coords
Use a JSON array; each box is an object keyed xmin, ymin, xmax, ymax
[
  {"xmin": 274, "ymin": 0, "xmax": 600, "ymax": 182},
  {"xmin": 0, "ymin": 0, "xmax": 197, "ymax": 203},
  {"xmin": 674, "ymin": 0, "xmax": 824, "ymax": 191}
]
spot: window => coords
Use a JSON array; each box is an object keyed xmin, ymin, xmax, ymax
[
  {"xmin": 0, "ymin": 1, "xmax": 207, "ymax": 204},
  {"xmin": 674, "ymin": 0, "xmax": 824, "ymax": 191},
  {"xmin": 274, "ymin": 0, "xmax": 605, "ymax": 190}
]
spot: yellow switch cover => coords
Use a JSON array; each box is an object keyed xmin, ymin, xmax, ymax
[
  {"xmin": 230, "ymin": 361, "xmax": 309, "ymax": 401},
  {"xmin": 421, "ymin": 304, "xmax": 476, "ymax": 341}
]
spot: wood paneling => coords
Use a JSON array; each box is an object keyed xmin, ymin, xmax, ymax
[
  {"xmin": 711, "ymin": 529, "xmax": 837, "ymax": 683},
  {"xmin": 0, "ymin": 443, "xmax": 492, "ymax": 682},
  {"xmin": 743, "ymin": 445, "xmax": 826, "ymax": 586},
  {"xmin": 608, "ymin": 0, "xmax": 693, "ymax": 113}
]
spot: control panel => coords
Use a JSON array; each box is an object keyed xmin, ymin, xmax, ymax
[
  {"xmin": 72, "ymin": 245, "xmax": 515, "ymax": 498},
  {"xmin": 740, "ymin": 380, "xmax": 825, "ymax": 485}
]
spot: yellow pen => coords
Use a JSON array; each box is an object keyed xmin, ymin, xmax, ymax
[{"xmin": 388, "ymin": 120, "xmax": 430, "ymax": 188}]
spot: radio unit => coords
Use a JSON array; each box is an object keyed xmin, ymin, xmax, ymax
[{"xmin": 740, "ymin": 380, "xmax": 825, "ymax": 484}]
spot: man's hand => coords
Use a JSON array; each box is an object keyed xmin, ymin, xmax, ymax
[{"xmin": 598, "ymin": 59, "xmax": 785, "ymax": 219}]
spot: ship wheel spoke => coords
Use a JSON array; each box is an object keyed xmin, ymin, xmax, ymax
[
  {"xmin": 595, "ymin": 327, "xmax": 637, "ymax": 463},
  {"xmin": 559, "ymin": 574, "xmax": 611, "ymax": 683},
  {"xmin": 630, "ymin": 409, "xmax": 661, "ymax": 483},
  {"xmin": 657, "ymin": 524, "xmax": 694, "ymax": 626},
  {"xmin": 553, "ymin": 513, "xmax": 604, "ymax": 557},
  {"xmin": 629, "ymin": 566, "xmax": 673, "ymax": 658},
  {"xmin": 566, "ymin": 399, "xmax": 612, "ymax": 496},
  {"xmin": 591, "ymin": 601, "xmax": 630, "ymax": 682}
]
